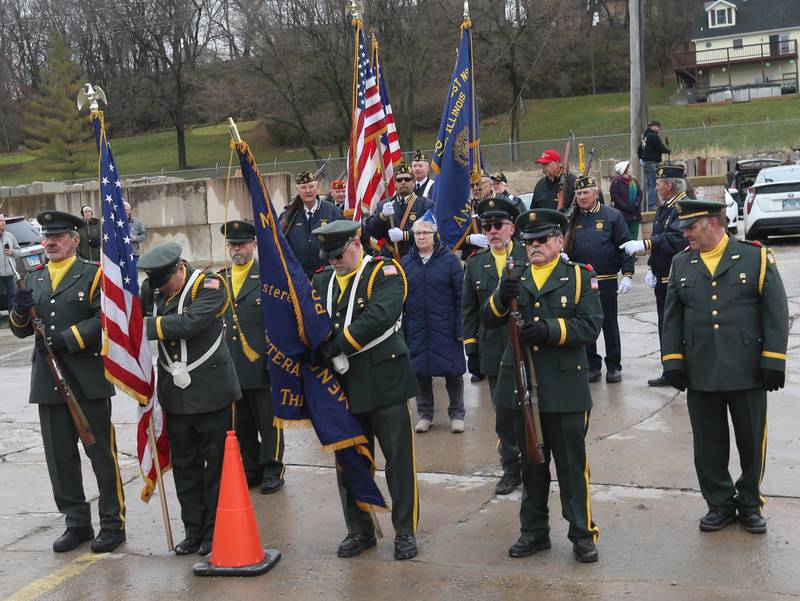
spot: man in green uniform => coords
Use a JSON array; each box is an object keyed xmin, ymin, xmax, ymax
[
  {"xmin": 218, "ymin": 221, "xmax": 285, "ymax": 494},
  {"xmin": 310, "ymin": 221, "xmax": 420, "ymax": 561},
  {"xmin": 10, "ymin": 210, "xmax": 126, "ymax": 553},
  {"xmin": 484, "ymin": 208, "xmax": 603, "ymax": 562},
  {"xmin": 462, "ymin": 197, "xmax": 527, "ymax": 495},
  {"xmin": 138, "ymin": 242, "xmax": 241, "ymax": 556},
  {"xmin": 661, "ymin": 199, "xmax": 788, "ymax": 534}
]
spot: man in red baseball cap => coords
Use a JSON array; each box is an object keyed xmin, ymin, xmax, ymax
[{"xmin": 531, "ymin": 149, "xmax": 576, "ymax": 211}]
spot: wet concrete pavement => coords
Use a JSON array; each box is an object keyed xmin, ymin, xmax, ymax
[{"xmin": 2, "ymin": 237, "xmax": 800, "ymax": 601}]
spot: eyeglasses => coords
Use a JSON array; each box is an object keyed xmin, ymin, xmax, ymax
[
  {"xmin": 395, "ymin": 177, "xmax": 413, "ymax": 183},
  {"xmin": 482, "ymin": 221, "xmax": 510, "ymax": 232},
  {"xmin": 331, "ymin": 238, "xmax": 354, "ymax": 260},
  {"xmin": 470, "ymin": 183, "xmax": 480, "ymax": 189},
  {"xmin": 523, "ymin": 232, "xmax": 560, "ymax": 245},
  {"xmin": 413, "ymin": 231, "xmax": 434, "ymax": 236}
]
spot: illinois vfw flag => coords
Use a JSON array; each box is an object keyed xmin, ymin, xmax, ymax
[
  {"xmin": 432, "ymin": 17, "xmax": 482, "ymax": 249},
  {"xmin": 233, "ymin": 139, "xmax": 387, "ymax": 512},
  {"xmin": 92, "ymin": 111, "xmax": 169, "ymax": 502}
]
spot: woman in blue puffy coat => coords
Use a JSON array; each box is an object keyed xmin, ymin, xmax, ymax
[{"xmin": 401, "ymin": 216, "xmax": 466, "ymax": 434}]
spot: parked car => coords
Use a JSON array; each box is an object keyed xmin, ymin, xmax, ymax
[
  {"xmin": 727, "ymin": 158, "xmax": 783, "ymax": 214},
  {"xmin": 743, "ymin": 165, "xmax": 800, "ymax": 240},
  {"xmin": 724, "ymin": 189, "xmax": 739, "ymax": 234},
  {"xmin": 0, "ymin": 216, "xmax": 46, "ymax": 310}
]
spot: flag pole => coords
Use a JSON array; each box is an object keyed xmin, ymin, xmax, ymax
[{"xmin": 148, "ymin": 417, "xmax": 174, "ymax": 551}]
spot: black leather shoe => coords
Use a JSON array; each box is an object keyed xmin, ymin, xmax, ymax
[
  {"xmin": 53, "ymin": 526, "xmax": 94, "ymax": 553},
  {"xmin": 495, "ymin": 470, "xmax": 521, "ymax": 495},
  {"xmin": 394, "ymin": 533, "xmax": 418, "ymax": 560},
  {"xmin": 337, "ymin": 532, "xmax": 377, "ymax": 558},
  {"xmin": 605, "ymin": 370, "xmax": 622, "ymax": 383},
  {"xmin": 588, "ymin": 369, "xmax": 602, "ymax": 383},
  {"xmin": 647, "ymin": 375, "xmax": 669, "ymax": 387},
  {"xmin": 90, "ymin": 529, "xmax": 125, "ymax": 553},
  {"xmin": 261, "ymin": 478, "xmax": 285, "ymax": 495},
  {"xmin": 470, "ymin": 374, "xmax": 484, "ymax": 383},
  {"xmin": 245, "ymin": 472, "xmax": 262, "ymax": 489},
  {"xmin": 197, "ymin": 538, "xmax": 213, "ymax": 556},
  {"xmin": 508, "ymin": 535, "xmax": 551, "ymax": 558},
  {"xmin": 738, "ymin": 510, "xmax": 767, "ymax": 534},
  {"xmin": 174, "ymin": 537, "xmax": 202, "ymax": 555},
  {"xmin": 573, "ymin": 539, "xmax": 599, "ymax": 563},
  {"xmin": 699, "ymin": 509, "xmax": 737, "ymax": 532}
]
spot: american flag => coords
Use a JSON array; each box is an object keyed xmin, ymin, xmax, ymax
[
  {"xmin": 346, "ymin": 22, "xmax": 388, "ymax": 220},
  {"xmin": 372, "ymin": 35, "xmax": 401, "ymax": 201},
  {"xmin": 92, "ymin": 112, "xmax": 169, "ymax": 502}
]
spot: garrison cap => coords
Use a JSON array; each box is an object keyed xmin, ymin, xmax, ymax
[
  {"xmin": 477, "ymin": 196, "xmax": 519, "ymax": 221},
  {"xmin": 516, "ymin": 208, "xmax": 568, "ymax": 240},
  {"xmin": 575, "ymin": 175, "xmax": 598, "ymax": 190},
  {"xmin": 395, "ymin": 163, "xmax": 412, "ymax": 177},
  {"xmin": 137, "ymin": 242, "xmax": 183, "ymax": 288},
  {"xmin": 331, "ymin": 179, "xmax": 346, "ymax": 190},
  {"xmin": 220, "ymin": 220, "xmax": 256, "ymax": 242},
  {"xmin": 655, "ymin": 163, "xmax": 685, "ymax": 179},
  {"xmin": 490, "ymin": 171, "xmax": 507, "ymax": 183},
  {"xmin": 37, "ymin": 210, "xmax": 83, "ymax": 235},
  {"xmin": 312, "ymin": 220, "xmax": 361, "ymax": 260},
  {"xmin": 296, "ymin": 171, "xmax": 316, "ymax": 185},
  {"xmin": 412, "ymin": 151, "xmax": 429, "ymax": 163},
  {"xmin": 675, "ymin": 198, "xmax": 726, "ymax": 228}
]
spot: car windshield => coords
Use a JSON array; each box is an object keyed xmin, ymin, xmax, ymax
[{"xmin": 6, "ymin": 219, "xmax": 43, "ymax": 246}]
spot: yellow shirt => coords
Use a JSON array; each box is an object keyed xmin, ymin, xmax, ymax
[
  {"xmin": 231, "ymin": 258, "xmax": 254, "ymax": 298},
  {"xmin": 491, "ymin": 242, "xmax": 513, "ymax": 278},
  {"xmin": 48, "ymin": 255, "xmax": 77, "ymax": 291},
  {"xmin": 700, "ymin": 234, "xmax": 729, "ymax": 276},
  {"xmin": 334, "ymin": 252, "xmax": 364, "ymax": 303},
  {"xmin": 531, "ymin": 255, "xmax": 560, "ymax": 290}
]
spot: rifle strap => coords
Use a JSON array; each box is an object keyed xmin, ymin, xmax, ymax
[{"xmin": 398, "ymin": 194, "xmax": 417, "ymax": 230}]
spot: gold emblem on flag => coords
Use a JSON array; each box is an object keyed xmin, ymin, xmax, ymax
[{"xmin": 454, "ymin": 127, "xmax": 470, "ymax": 168}]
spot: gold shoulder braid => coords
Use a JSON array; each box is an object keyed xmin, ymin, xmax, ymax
[
  {"xmin": 573, "ymin": 264, "xmax": 582, "ymax": 305},
  {"xmin": 90, "ymin": 266, "xmax": 103, "ymax": 302}
]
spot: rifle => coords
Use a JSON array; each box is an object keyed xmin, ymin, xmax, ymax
[
  {"xmin": 563, "ymin": 146, "xmax": 595, "ymax": 253},
  {"xmin": 279, "ymin": 154, "xmax": 332, "ymax": 234},
  {"xmin": 556, "ymin": 131, "xmax": 575, "ymax": 211},
  {"xmin": 504, "ymin": 248, "xmax": 544, "ymax": 464},
  {"xmin": 13, "ymin": 267, "xmax": 96, "ymax": 447},
  {"xmin": 665, "ymin": 137, "xmax": 671, "ymax": 165}
]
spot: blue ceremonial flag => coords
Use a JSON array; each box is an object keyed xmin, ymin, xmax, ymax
[
  {"xmin": 233, "ymin": 140, "xmax": 387, "ymax": 512},
  {"xmin": 432, "ymin": 20, "xmax": 481, "ymax": 250}
]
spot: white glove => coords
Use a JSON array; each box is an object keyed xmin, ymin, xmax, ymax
[
  {"xmin": 617, "ymin": 275, "xmax": 633, "ymax": 296},
  {"xmin": 560, "ymin": 252, "xmax": 570, "ymax": 261},
  {"xmin": 388, "ymin": 227, "xmax": 404, "ymax": 242},
  {"xmin": 467, "ymin": 233, "xmax": 489, "ymax": 248},
  {"xmin": 381, "ymin": 202, "xmax": 395, "ymax": 217},
  {"xmin": 645, "ymin": 270, "xmax": 657, "ymax": 288},
  {"xmin": 619, "ymin": 240, "xmax": 646, "ymax": 256}
]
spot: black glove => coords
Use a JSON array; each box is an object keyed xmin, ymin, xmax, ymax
[
  {"xmin": 498, "ymin": 276, "xmax": 520, "ymax": 305},
  {"xmin": 467, "ymin": 353, "xmax": 481, "ymax": 377},
  {"xmin": 13, "ymin": 288, "xmax": 34, "ymax": 315},
  {"xmin": 761, "ymin": 368, "xmax": 785, "ymax": 392},
  {"xmin": 313, "ymin": 340, "xmax": 340, "ymax": 370},
  {"xmin": 664, "ymin": 369, "xmax": 687, "ymax": 392},
  {"xmin": 519, "ymin": 321, "xmax": 549, "ymax": 346}
]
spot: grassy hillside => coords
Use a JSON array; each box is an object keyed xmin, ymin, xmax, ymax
[{"xmin": 2, "ymin": 88, "xmax": 799, "ymax": 186}]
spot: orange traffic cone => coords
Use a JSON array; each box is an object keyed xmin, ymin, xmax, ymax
[{"xmin": 193, "ymin": 431, "xmax": 281, "ymax": 577}]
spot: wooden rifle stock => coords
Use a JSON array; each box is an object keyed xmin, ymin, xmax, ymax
[
  {"xmin": 563, "ymin": 146, "xmax": 596, "ymax": 252},
  {"xmin": 15, "ymin": 277, "xmax": 96, "ymax": 447},
  {"xmin": 556, "ymin": 131, "xmax": 575, "ymax": 211},
  {"xmin": 504, "ymin": 252, "xmax": 544, "ymax": 464}
]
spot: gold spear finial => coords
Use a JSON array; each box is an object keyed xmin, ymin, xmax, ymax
[{"xmin": 463, "ymin": 0, "xmax": 470, "ymax": 21}]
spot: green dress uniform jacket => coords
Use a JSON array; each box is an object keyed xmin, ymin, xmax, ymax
[
  {"xmin": 312, "ymin": 255, "xmax": 419, "ymax": 414},
  {"xmin": 141, "ymin": 264, "xmax": 242, "ymax": 413},
  {"xmin": 483, "ymin": 258, "xmax": 603, "ymax": 411},
  {"xmin": 462, "ymin": 242, "xmax": 528, "ymax": 377},
  {"xmin": 10, "ymin": 258, "xmax": 114, "ymax": 403},
  {"xmin": 661, "ymin": 238, "xmax": 788, "ymax": 389}
]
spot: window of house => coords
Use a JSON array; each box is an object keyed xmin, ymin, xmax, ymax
[
  {"xmin": 708, "ymin": 5, "xmax": 735, "ymax": 28},
  {"xmin": 733, "ymin": 38, "xmax": 743, "ymax": 48},
  {"xmin": 779, "ymin": 33, "xmax": 791, "ymax": 54}
]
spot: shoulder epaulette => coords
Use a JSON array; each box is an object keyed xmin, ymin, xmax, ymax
[
  {"xmin": 741, "ymin": 240, "xmax": 762, "ymax": 247},
  {"xmin": 33, "ymin": 263, "xmax": 47, "ymax": 271},
  {"xmin": 370, "ymin": 255, "xmax": 386, "ymax": 263},
  {"xmin": 474, "ymin": 247, "xmax": 491, "ymax": 256},
  {"xmin": 218, "ymin": 265, "xmax": 230, "ymax": 273},
  {"xmin": 78, "ymin": 257, "xmax": 100, "ymax": 266},
  {"xmin": 582, "ymin": 263, "xmax": 594, "ymax": 272},
  {"xmin": 679, "ymin": 244, "xmax": 692, "ymax": 254},
  {"xmin": 314, "ymin": 264, "xmax": 331, "ymax": 274}
]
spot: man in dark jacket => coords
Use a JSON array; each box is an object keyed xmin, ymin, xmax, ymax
[
  {"xmin": 492, "ymin": 172, "xmax": 526, "ymax": 215},
  {"xmin": 531, "ymin": 149, "xmax": 576, "ymax": 210},
  {"xmin": 280, "ymin": 171, "xmax": 343, "ymax": 279},
  {"xmin": 77, "ymin": 205, "xmax": 101, "ymax": 261},
  {"xmin": 401, "ymin": 215, "xmax": 466, "ymax": 434},
  {"xmin": 638, "ymin": 121, "xmax": 671, "ymax": 211},
  {"xmin": 567, "ymin": 176, "xmax": 633, "ymax": 383}
]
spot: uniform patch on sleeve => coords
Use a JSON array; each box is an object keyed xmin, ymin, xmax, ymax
[
  {"xmin": 204, "ymin": 277, "xmax": 221, "ymax": 289},
  {"xmin": 590, "ymin": 277, "xmax": 599, "ymax": 290},
  {"xmin": 382, "ymin": 264, "xmax": 398, "ymax": 276},
  {"xmin": 767, "ymin": 250, "xmax": 777, "ymax": 265}
]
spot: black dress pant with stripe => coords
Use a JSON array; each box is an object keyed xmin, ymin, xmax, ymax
[{"xmin": 237, "ymin": 387, "xmax": 285, "ymax": 482}]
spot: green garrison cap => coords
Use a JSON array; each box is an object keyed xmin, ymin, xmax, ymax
[
  {"xmin": 36, "ymin": 210, "xmax": 83, "ymax": 235},
  {"xmin": 675, "ymin": 198, "xmax": 727, "ymax": 228},
  {"xmin": 477, "ymin": 196, "xmax": 519, "ymax": 221},
  {"xmin": 312, "ymin": 220, "xmax": 361, "ymax": 260},
  {"xmin": 656, "ymin": 163, "xmax": 686, "ymax": 179},
  {"xmin": 516, "ymin": 209, "xmax": 568, "ymax": 240},
  {"xmin": 574, "ymin": 175, "xmax": 598, "ymax": 190},
  {"xmin": 220, "ymin": 220, "xmax": 256, "ymax": 242},
  {"xmin": 137, "ymin": 241, "xmax": 182, "ymax": 288}
]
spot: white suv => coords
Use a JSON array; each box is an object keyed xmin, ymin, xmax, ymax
[{"xmin": 744, "ymin": 165, "xmax": 800, "ymax": 241}]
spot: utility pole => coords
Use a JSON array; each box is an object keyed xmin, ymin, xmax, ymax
[{"xmin": 629, "ymin": 0, "xmax": 645, "ymax": 181}]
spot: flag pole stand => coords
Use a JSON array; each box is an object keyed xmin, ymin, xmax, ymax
[
  {"xmin": 369, "ymin": 509, "xmax": 383, "ymax": 540},
  {"xmin": 148, "ymin": 418, "xmax": 174, "ymax": 551}
]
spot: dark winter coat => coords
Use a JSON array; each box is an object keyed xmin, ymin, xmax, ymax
[
  {"xmin": 77, "ymin": 217, "xmax": 101, "ymax": 262},
  {"xmin": 638, "ymin": 128, "xmax": 670, "ymax": 163},
  {"xmin": 609, "ymin": 175, "xmax": 642, "ymax": 223},
  {"xmin": 401, "ymin": 239, "xmax": 466, "ymax": 377}
]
